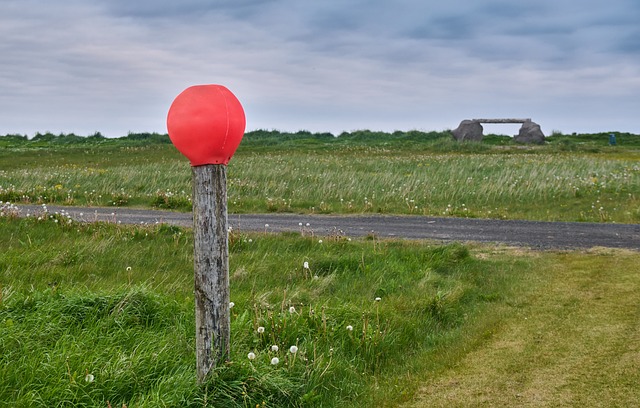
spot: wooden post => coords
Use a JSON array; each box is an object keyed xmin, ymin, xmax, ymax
[
  {"xmin": 166, "ymin": 84, "xmax": 245, "ymax": 384},
  {"xmin": 192, "ymin": 164, "xmax": 230, "ymax": 382}
]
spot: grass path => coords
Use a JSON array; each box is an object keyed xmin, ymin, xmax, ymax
[{"xmin": 405, "ymin": 249, "xmax": 640, "ymax": 407}]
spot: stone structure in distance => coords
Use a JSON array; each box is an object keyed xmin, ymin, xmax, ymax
[{"xmin": 452, "ymin": 118, "xmax": 545, "ymax": 144}]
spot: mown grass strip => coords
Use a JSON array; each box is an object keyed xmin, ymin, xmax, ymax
[{"xmin": 406, "ymin": 248, "xmax": 640, "ymax": 407}]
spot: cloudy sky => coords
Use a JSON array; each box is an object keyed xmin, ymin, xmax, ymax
[{"xmin": 1, "ymin": 0, "xmax": 638, "ymax": 137}]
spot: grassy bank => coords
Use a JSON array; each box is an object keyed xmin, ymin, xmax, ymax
[
  {"xmin": 1, "ymin": 213, "xmax": 540, "ymax": 407},
  {"xmin": 3, "ymin": 195, "xmax": 640, "ymax": 406}
]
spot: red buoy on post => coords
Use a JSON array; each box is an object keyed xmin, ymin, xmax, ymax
[
  {"xmin": 166, "ymin": 84, "xmax": 245, "ymax": 383},
  {"xmin": 167, "ymin": 85, "xmax": 246, "ymax": 166}
]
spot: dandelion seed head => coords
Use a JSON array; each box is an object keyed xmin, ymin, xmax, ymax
[
  {"xmin": 85, "ymin": 373, "xmax": 94, "ymax": 383},
  {"xmin": 229, "ymin": 302, "xmax": 235, "ymax": 309},
  {"xmin": 247, "ymin": 352, "xmax": 256, "ymax": 360},
  {"xmin": 289, "ymin": 306, "xmax": 296, "ymax": 314},
  {"xmin": 289, "ymin": 345, "xmax": 298, "ymax": 354},
  {"xmin": 257, "ymin": 326, "xmax": 265, "ymax": 334},
  {"xmin": 126, "ymin": 266, "xmax": 132, "ymax": 271},
  {"xmin": 271, "ymin": 357, "xmax": 279, "ymax": 365},
  {"xmin": 303, "ymin": 261, "xmax": 309, "ymax": 269},
  {"xmin": 346, "ymin": 325, "xmax": 353, "ymax": 331},
  {"xmin": 271, "ymin": 345, "xmax": 279, "ymax": 352},
  {"xmin": 375, "ymin": 297, "xmax": 381, "ymax": 302}
]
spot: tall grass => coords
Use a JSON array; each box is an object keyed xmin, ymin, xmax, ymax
[
  {"xmin": 1, "ymin": 144, "xmax": 639, "ymax": 222},
  {"xmin": 0, "ymin": 212, "xmax": 534, "ymax": 407}
]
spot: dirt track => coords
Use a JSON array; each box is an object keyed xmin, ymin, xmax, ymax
[{"xmin": 14, "ymin": 204, "xmax": 640, "ymax": 250}]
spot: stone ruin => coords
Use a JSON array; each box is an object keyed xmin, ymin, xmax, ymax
[{"xmin": 452, "ymin": 118, "xmax": 545, "ymax": 144}]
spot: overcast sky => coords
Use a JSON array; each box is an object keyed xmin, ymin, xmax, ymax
[{"xmin": 1, "ymin": 0, "xmax": 638, "ymax": 137}]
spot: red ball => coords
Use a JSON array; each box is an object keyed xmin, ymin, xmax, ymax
[{"xmin": 167, "ymin": 85, "xmax": 246, "ymax": 166}]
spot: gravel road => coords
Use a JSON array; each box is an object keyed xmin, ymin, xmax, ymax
[{"xmin": 14, "ymin": 204, "xmax": 640, "ymax": 250}]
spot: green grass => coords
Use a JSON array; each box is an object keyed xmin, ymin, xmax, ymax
[
  {"xmin": 1, "ymin": 213, "xmax": 540, "ymax": 407},
  {"xmin": 1, "ymin": 131, "xmax": 639, "ymax": 223},
  {"xmin": 406, "ymin": 249, "xmax": 640, "ymax": 407},
  {"xmin": 4, "ymin": 214, "xmax": 639, "ymax": 407},
  {"xmin": 2, "ymin": 130, "xmax": 639, "ymax": 406}
]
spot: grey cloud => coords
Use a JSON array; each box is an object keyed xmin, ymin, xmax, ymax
[
  {"xmin": 0, "ymin": 0, "xmax": 638, "ymax": 136},
  {"xmin": 405, "ymin": 15, "xmax": 477, "ymax": 41},
  {"xmin": 103, "ymin": 0, "xmax": 277, "ymax": 19},
  {"xmin": 617, "ymin": 29, "xmax": 640, "ymax": 53}
]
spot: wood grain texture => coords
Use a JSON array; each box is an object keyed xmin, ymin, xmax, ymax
[{"xmin": 192, "ymin": 164, "xmax": 230, "ymax": 382}]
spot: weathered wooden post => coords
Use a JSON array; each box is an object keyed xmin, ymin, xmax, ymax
[{"xmin": 166, "ymin": 85, "xmax": 246, "ymax": 383}]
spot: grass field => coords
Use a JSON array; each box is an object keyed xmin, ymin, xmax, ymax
[
  {"xmin": 406, "ymin": 249, "xmax": 640, "ymax": 407},
  {"xmin": 1, "ymin": 130, "xmax": 639, "ymax": 223},
  {"xmin": 0, "ymin": 212, "xmax": 535, "ymax": 407},
  {"xmin": 1, "ymin": 131, "xmax": 639, "ymax": 406},
  {"xmin": 3, "ymin": 212, "xmax": 638, "ymax": 407}
]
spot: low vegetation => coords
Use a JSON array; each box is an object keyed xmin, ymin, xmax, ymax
[
  {"xmin": 1, "ymin": 130, "xmax": 638, "ymax": 406},
  {"xmin": 1, "ymin": 211, "xmax": 537, "ymax": 407},
  {"xmin": 1, "ymin": 130, "xmax": 639, "ymax": 223},
  {"xmin": 407, "ymin": 248, "xmax": 640, "ymax": 407}
]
